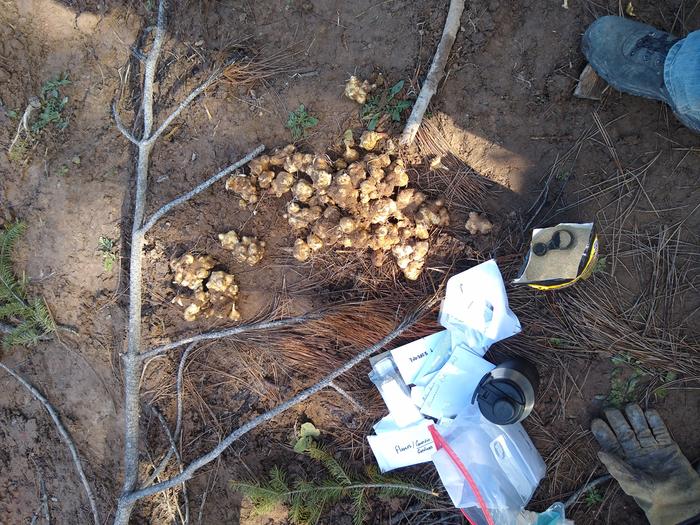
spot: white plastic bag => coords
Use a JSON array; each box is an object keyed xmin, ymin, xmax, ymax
[
  {"xmin": 430, "ymin": 405, "xmax": 546, "ymax": 525},
  {"xmin": 439, "ymin": 260, "xmax": 521, "ymax": 356}
]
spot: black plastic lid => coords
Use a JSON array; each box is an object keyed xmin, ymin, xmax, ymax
[{"xmin": 476, "ymin": 377, "xmax": 526, "ymax": 425}]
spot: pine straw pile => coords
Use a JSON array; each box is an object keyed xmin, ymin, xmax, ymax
[
  {"xmin": 498, "ymin": 219, "xmax": 700, "ymax": 382},
  {"xmin": 490, "ymin": 216, "xmax": 700, "ymax": 518}
]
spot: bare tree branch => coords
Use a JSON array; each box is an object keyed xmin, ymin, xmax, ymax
[
  {"xmin": 328, "ymin": 381, "xmax": 368, "ymax": 414},
  {"xmin": 149, "ymin": 406, "xmax": 189, "ymax": 524},
  {"xmin": 112, "ymin": 103, "xmax": 140, "ymax": 146},
  {"xmin": 118, "ymin": 300, "xmax": 435, "ymax": 504},
  {"xmin": 139, "ymin": 145, "xmax": 265, "ymax": 234},
  {"xmin": 111, "ymin": 0, "xmax": 439, "ymax": 522},
  {"xmin": 120, "ymin": 0, "xmax": 168, "ymax": 509},
  {"xmin": 8, "ymin": 97, "xmax": 39, "ymax": 154},
  {"xmin": 143, "ymin": 343, "xmax": 195, "ymax": 487},
  {"xmin": 0, "ymin": 363, "xmax": 100, "ymax": 525},
  {"xmin": 399, "ymin": 0, "xmax": 465, "ymax": 146},
  {"xmin": 146, "ymin": 72, "xmax": 220, "ymax": 146},
  {"xmin": 140, "ymin": 0, "xmax": 167, "ymax": 141},
  {"xmin": 138, "ymin": 314, "xmax": 318, "ymax": 361}
]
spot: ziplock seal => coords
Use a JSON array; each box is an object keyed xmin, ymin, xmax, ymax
[{"xmin": 428, "ymin": 424, "xmax": 495, "ymax": 525}]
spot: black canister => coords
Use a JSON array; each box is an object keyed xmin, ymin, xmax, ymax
[{"xmin": 473, "ymin": 358, "xmax": 539, "ymax": 425}]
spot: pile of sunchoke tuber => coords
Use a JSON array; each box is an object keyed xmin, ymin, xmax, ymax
[{"xmin": 225, "ymin": 128, "xmax": 449, "ymax": 280}]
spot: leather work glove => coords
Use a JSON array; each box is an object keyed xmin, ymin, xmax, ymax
[{"xmin": 591, "ymin": 404, "xmax": 700, "ymax": 525}]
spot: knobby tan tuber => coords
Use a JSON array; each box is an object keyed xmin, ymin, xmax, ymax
[
  {"xmin": 170, "ymin": 253, "xmax": 241, "ymax": 321},
  {"xmin": 465, "ymin": 212, "xmax": 493, "ymax": 235},
  {"xmin": 218, "ymin": 230, "xmax": 266, "ymax": 266},
  {"xmin": 224, "ymin": 129, "xmax": 450, "ymax": 280}
]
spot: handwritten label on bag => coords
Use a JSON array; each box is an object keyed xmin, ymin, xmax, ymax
[{"xmin": 368, "ymin": 418, "xmax": 436, "ymax": 472}]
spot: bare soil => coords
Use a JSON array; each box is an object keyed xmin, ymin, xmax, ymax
[{"xmin": 1, "ymin": 0, "xmax": 699, "ymax": 524}]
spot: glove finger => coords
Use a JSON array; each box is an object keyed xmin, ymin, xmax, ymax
[
  {"xmin": 645, "ymin": 409, "xmax": 673, "ymax": 446},
  {"xmin": 591, "ymin": 418, "xmax": 623, "ymax": 455},
  {"xmin": 624, "ymin": 404, "xmax": 656, "ymax": 448},
  {"xmin": 597, "ymin": 451, "xmax": 650, "ymax": 500},
  {"xmin": 604, "ymin": 408, "xmax": 641, "ymax": 454}
]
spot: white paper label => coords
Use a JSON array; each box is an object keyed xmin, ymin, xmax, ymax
[
  {"xmin": 367, "ymin": 419, "xmax": 436, "ymax": 472},
  {"xmin": 389, "ymin": 330, "xmax": 450, "ymax": 384}
]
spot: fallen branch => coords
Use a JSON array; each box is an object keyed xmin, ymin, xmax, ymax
[
  {"xmin": 118, "ymin": 299, "xmax": 434, "ymax": 504},
  {"xmin": 139, "ymin": 314, "xmax": 320, "ymax": 360},
  {"xmin": 29, "ymin": 457, "xmax": 50, "ymax": 525},
  {"xmin": 139, "ymin": 145, "xmax": 265, "ymax": 234},
  {"xmin": 149, "ymin": 406, "xmax": 189, "ymax": 524},
  {"xmin": 399, "ymin": 0, "xmax": 465, "ymax": 146},
  {"xmin": 110, "ymin": 0, "xmax": 438, "ymax": 522},
  {"xmin": 328, "ymin": 381, "xmax": 368, "ymax": 414},
  {"xmin": 8, "ymin": 97, "xmax": 40, "ymax": 155},
  {"xmin": 564, "ymin": 474, "xmax": 612, "ymax": 509},
  {"xmin": 0, "ymin": 363, "xmax": 99, "ymax": 525},
  {"xmin": 143, "ymin": 343, "xmax": 195, "ymax": 486},
  {"xmin": 118, "ymin": 0, "xmax": 169, "ymax": 506}
]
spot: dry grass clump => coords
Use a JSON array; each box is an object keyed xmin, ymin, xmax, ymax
[
  {"xmin": 413, "ymin": 118, "xmax": 490, "ymax": 211},
  {"xmin": 497, "ymin": 224, "xmax": 700, "ymax": 381},
  {"xmin": 219, "ymin": 47, "xmax": 300, "ymax": 88}
]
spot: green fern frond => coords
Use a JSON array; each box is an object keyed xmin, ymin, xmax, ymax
[
  {"xmin": 3, "ymin": 321, "xmax": 40, "ymax": 348},
  {"xmin": 316, "ymin": 478, "xmax": 346, "ymax": 500},
  {"xmin": 0, "ymin": 221, "xmax": 56, "ymax": 349},
  {"xmin": 268, "ymin": 465, "xmax": 290, "ymax": 493},
  {"xmin": 306, "ymin": 443, "xmax": 352, "ymax": 486},
  {"xmin": 0, "ymin": 264, "xmax": 24, "ymax": 303},
  {"xmin": 230, "ymin": 479, "xmax": 284, "ymax": 515},
  {"xmin": 352, "ymin": 488, "xmax": 366, "ymax": 525},
  {"xmin": 0, "ymin": 221, "xmax": 26, "ymax": 259},
  {"xmin": 0, "ymin": 301, "xmax": 29, "ymax": 320},
  {"xmin": 288, "ymin": 500, "xmax": 312, "ymax": 525},
  {"xmin": 33, "ymin": 298, "xmax": 56, "ymax": 333},
  {"xmin": 232, "ymin": 439, "xmax": 437, "ymax": 525},
  {"xmin": 289, "ymin": 481, "xmax": 320, "ymax": 525}
]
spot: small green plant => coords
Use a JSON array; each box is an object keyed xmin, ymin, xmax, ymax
[
  {"xmin": 286, "ymin": 104, "xmax": 319, "ymax": 140},
  {"xmin": 31, "ymin": 74, "xmax": 71, "ymax": 134},
  {"xmin": 360, "ymin": 80, "xmax": 413, "ymax": 131},
  {"xmin": 0, "ymin": 222, "xmax": 56, "ymax": 348},
  {"xmin": 7, "ymin": 138, "xmax": 29, "ymax": 163},
  {"xmin": 233, "ymin": 429, "xmax": 437, "ymax": 525},
  {"xmin": 98, "ymin": 236, "xmax": 118, "ymax": 272},
  {"xmin": 584, "ymin": 487, "xmax": 604, "ymax": 506},
  {"xmin": 607, "ymin": 355, "xmax": 646, "ymax": 408},
  {"xmin": 593, "ymin": 256, "xmax": 607, "ymax": 274},
  {"xmin": 653, "ymin": 371, "xmax": 678, "ymax": 400}
]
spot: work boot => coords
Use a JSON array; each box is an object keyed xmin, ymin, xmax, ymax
[
  {"xmin": 582, "ymin": 15, "xmax": 680, "ymax": 102},
  {"xmin": 591, "ymin": 404, "xmax": 700, "ymax": 525}
]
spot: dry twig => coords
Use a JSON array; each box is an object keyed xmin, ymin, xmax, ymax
[
  {"xmin": 400, "ymin": 0, "xmax": 465, "ymax": 145},
  {"xmin": 0, "ymin": 363, "xmax": 99, "ymax": 525}
]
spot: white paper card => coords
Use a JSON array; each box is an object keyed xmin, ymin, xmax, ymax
[
  {"xmin": 367, "ymin": 419, "xmax": 435, "ymax": 472},
  {"xmin": 389, "ymin": 330, "xmax": 451, "ymax": 384},
  {"xmin": 439, "ymin": 260, "xmax": 521, "ymax": 356},
  {"xmin": 419, "ymin": 346, "xmax": 495, "ymax": 420}
]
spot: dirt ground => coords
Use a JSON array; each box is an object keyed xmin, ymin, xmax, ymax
[{"xmin": 1, "ymin": 0, "xmax": 699, "ymax": 524}]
